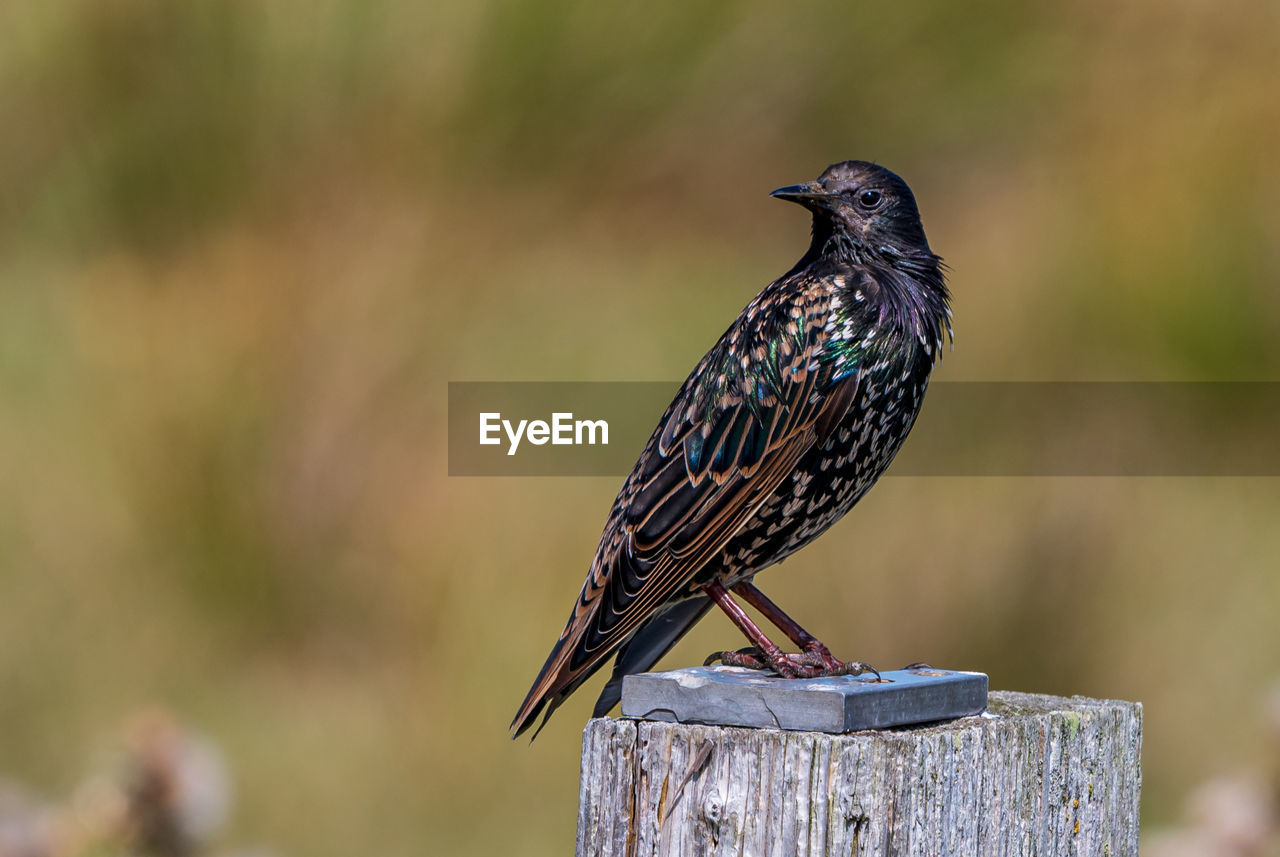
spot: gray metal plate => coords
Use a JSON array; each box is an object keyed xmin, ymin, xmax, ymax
[{"xmin": 620, "ymin": 665, "xmax": 988, "ymax": 732}]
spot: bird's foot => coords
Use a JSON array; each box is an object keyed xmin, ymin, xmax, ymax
[
  {"xmin": 800, "ymin": 640, "xmax": 844, "ymax": 672},
  {"xmin": 794, "ymin": 639, "xmax": 880, "ymax": 679},
  {"xmin": 704, "ymin": 647, "xmax": 880, "ymax": 680},
  {"xmin": 705, "ymin": 646, "xmax": 769, "ymax": 669},
  {"xmin": 809, "ymin": 658, "xmax": 881, "ymax": 680}
]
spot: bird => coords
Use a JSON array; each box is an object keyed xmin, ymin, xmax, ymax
[{"xmin": 511, "ymin": 160, "xmax": 952, "ymax": 739}]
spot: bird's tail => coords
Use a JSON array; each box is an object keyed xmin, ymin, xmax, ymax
[
  {"xmin": 591, "ymin": 596, "xmax": 712, "ymax": 718},
  {"xmin": 510, "ymin": 615, "xmax": 600, "ymax": 740},
  {"xmin": 510, "ymin": 595, "xmax": 711, "ymax": 739}
]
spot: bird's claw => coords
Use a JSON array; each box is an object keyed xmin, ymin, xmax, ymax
[
  {"xmin": 812, "ymin": 660, "xmax": 881, "ymax": 680},
  {"xmin": 705, "ymin": 647, "xmax": 880, "ymax": 681},
  {"xmin": 705, "ymin": 646, "xmax": 767, "ymax": 668},
  {"xmin": 799, "ymin": 642, "xmax": 881, "ymax": 680}
]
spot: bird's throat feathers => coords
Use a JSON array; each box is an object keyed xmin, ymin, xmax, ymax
[{"xmin": 804, "ymin": 223, "xmax": 952, "ymax": 366}]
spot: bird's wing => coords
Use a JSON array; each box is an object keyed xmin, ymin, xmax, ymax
[{"xmin": 511, "ymin": 292, "xmax": 861, "ymax": 736}]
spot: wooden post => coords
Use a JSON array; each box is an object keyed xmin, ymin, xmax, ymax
[{"xmin": 577, "ymin": 690, "xmax": 1142, "ymax": 856}]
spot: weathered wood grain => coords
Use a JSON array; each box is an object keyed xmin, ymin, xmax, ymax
[{"xmin": 577, "ymin": 690, "xmax": 1142, "ymax": 857}]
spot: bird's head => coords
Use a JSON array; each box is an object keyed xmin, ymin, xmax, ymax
[{"xmin": 772, "ymin": 161, "xmax": 930, "ymax": 258}]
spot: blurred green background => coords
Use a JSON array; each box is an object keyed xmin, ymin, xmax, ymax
[{"xmin": 1, "ymin": 1, "xmax": 1278, "ymax": 854}]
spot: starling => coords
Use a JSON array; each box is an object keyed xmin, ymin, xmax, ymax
[{"xmin": 511, "ymin": 161, "xmax": 952, "ymax": 738}]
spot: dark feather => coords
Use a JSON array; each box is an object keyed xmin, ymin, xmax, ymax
[{"xmin": 591, "ymin": 596, "xmax": 713, "ymax": 718}]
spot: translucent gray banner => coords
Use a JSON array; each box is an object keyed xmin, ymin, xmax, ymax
[{"xmin": 447, "ymin": 382, "xmax": 1280, "ymax": 476}]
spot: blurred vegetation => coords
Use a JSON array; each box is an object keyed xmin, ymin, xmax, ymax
[
  {"xmin": 1, "ymin": 710, "xmax": 240, "ymax": 857},
  {"xmin": 0, "ymin": 1, "xmax": 1278, "ymax": 854},
  {"xmin": 1146, "ymin": 684, "xmax": 1280, "ymax": 857}
]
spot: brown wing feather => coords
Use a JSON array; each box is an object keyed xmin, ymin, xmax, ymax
[{"xmin": 511, "ymin": 345, "xmax": 858, "ymax": 737}]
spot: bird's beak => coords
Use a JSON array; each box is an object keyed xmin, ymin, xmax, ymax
[{"xmin": 770, "ymin": 181, "xmax": 833, "ymax": 208}]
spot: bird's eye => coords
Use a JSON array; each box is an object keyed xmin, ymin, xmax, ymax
[{"xmin": 857, "ymin": 189, "xmax": 883, "ymax": 210}]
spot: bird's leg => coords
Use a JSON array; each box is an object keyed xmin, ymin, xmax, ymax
[
  {"xmin": 731, "ymin": 581, "xmax": 880, "ymax": 680},
  {"xmin": 702, "ymin": 581, "xmax": 879, "ymax": 679},
  {"xmin": 702, "ymin": 580, "xmax": 802, "ymax": 677},
  {"xmin": 732, "ymin": 581, "xmax": 834, "ymax": 666}
]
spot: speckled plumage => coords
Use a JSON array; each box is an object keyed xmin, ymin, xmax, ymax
[{"xmin": 513, "ymin": 161, "xmax": 952, "ymax": 738}]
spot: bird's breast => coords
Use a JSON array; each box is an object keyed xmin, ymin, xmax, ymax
[{"xmin": 713, "ymin": 356, "xmax": 934, "ymax": 578}]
